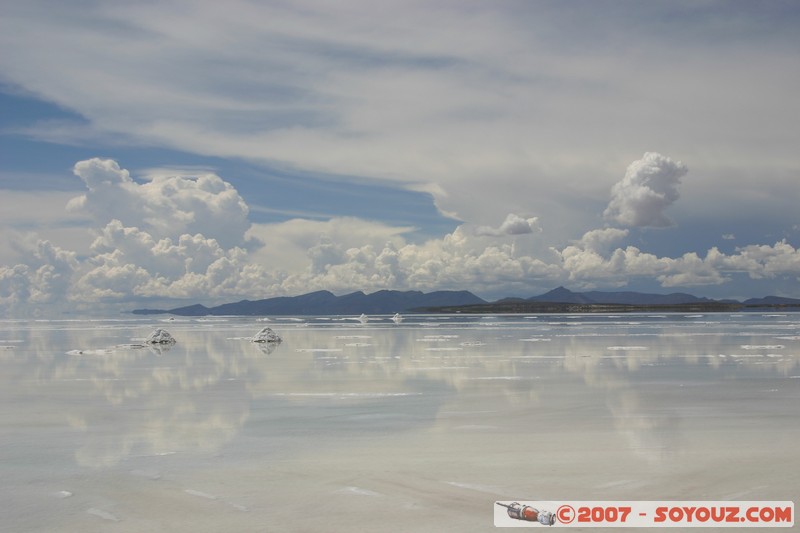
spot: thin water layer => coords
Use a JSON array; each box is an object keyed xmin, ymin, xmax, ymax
[{"xmin": 1, "ymin": 313, "xmax": 798, "ymax": 532}]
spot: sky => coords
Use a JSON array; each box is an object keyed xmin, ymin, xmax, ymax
[{"xmin": 1, "ymin": 0, "xmax": 799, "ymax": 316}]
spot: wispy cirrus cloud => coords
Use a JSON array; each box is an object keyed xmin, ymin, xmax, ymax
[{"xmin": 2, "ymin": 0, "xmax": 798, "ymax": 239}]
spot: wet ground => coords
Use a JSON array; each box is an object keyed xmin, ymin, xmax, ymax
[{"xmin": 1, "ymin": 313, "xmax": 798, "ymax": 531}]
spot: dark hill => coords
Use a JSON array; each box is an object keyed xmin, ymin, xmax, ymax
[
  {"xmin": 743, "ymin": 295, "xmax": 800, "ymax": 306},
  {"xmin": 581, "ymin": 290, "xmax": 713, "ymax": 305},
  {"xmin": 132, "ymin": 287, "xmax": 800, "ymax": 316},
  {"xmin": 529, "ymin": 286, "xmax": 596, "ymax": 304},
  {"xmin": 133, "ymin": 289, "xmax": 486, "ymax": 316},
  {"xmin": 528, "ymin": 286, "xmax": 714, "ymax": 305}
]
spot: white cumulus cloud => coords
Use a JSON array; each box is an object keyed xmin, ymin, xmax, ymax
[
  {"xmin": 0, "ymin": 239, "xmax": 78, "ymax": 314},
  {"xmin": 1, "ymin": 1, "xmax": 799, "ymax": 255},
  {"xmin": 475, "ymin": 214, "xmax": 541, "ymax": 237},
  {"xmin": 603, "ymin": 152, "xmax": 688, "ymax": 228},
  {"xmin": 2, "ymin": 152, "xmax": 800, "ymax": 316},
  {"xmin": 68, "ymin": 158, "xmax": 252, "ymax": 249}
]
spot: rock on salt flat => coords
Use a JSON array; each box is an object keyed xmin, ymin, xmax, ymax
[
  {"xmin": 251, "ymin": 327, "xmax": 282, "ymax": 343},
  {"xmin": 145, "ymin": 329, "xmax": 176, "ymax": 344}
]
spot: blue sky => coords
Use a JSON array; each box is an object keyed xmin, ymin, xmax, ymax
[{"xmin": 1, "ymin": 0, "xmax": 799, "ymax": 315}]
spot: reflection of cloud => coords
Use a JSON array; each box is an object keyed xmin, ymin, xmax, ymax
[
  {"xmin": 13, "ymin": 317, "xmax": 800, "ymax": 470},
  {"xmin": 606, "ymin": 390, "xmax": 681, "ymax": 464},
  {"xmin": 561, "ymin": 342, "xmax": 687, "ymax": 463},
  {"xmin": 73, "ymin": 398, "xmax": 249, "ymax": 468},
  {"xmin": 32, "ymin": 330, "xmax": 257, "ymax": 468},
  {"xmin": 559, "ymin": 324, "xmax": 800, "ymax": 463},
  {"xmin": 24, "ymin": 323, "xmax": 465, "ymax": 467}
]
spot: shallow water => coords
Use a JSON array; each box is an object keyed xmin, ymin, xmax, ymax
[{"xmin": 1, "ymin": 313, "xmax": 798, "ymax": 531}]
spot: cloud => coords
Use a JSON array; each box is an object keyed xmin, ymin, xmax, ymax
[
  {"xmin": 2, "ymin": 154, "xmax": 800, "ymax": 316},
  {"xmin": 555, "ymin": 239, "xmax": 800, "ymax": 290},
  {"xmin": 270, "ymin": 226, "xmax": 563, "ymax": 297},
  {"xmin": 574, "ymin": 227, "xmax": 629, "ymax": 253},
  {"xmin": 246, "ymin": 217, "xmax": 415, "ymax": 275},
  {"xmin": 70, "ymin": 220, "xmax": 277, "ymax": 302},
  {"xmin": 0, "ymin": 0, "xmax": 798, "ymax": 311},
  {"xmin": 475, "ymin": 214, "xmax": 541, "ymax": 237},
  {"xmin": 268, "ymin": 224, "xmax": 799, "ymax": 298},
  {"xmin": 558, "ymin": 244, "xmax": 729, "ymax": 289},
  {"xmin": 5, "ymin": 217, "xmax": 800, "ymax": 315},
  {"xmin": 723, "ymin": 241, "xmax": 800, "ymax": 280},
  {"xmin": 0, "ymin": 190, "xmax": 90, "ymax": 229},
  {"xmin": 68, "ymin": 158, "xmax": 251, "ymax": 249},
  {"xmin": 603, "ymin": 152, "xmax": 688, "ymax": 228},
  {"xmin": 0, "ymin": 239, "xmax": 78, "ymax": 314},
  {"xmin": 3, "ymin": 1, "xmax": 798, "ymax": 250},
  {"xmin": 0, "ymin": 190, "xmax": 95, "ymax": 263},
  {"xmin": 1, "ymin": 159, "xmax": 272, "ymax": 312}
]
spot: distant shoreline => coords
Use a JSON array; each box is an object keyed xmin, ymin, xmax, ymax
[
  {"xmin": 133, "ymin": 301, "xmax": 800, "ymax": 316},
  {"xmin": 132, "ymin": 287, "xmax": 800, "ymax": 317},
  {"xmin": 414, "ymin": 302, "xmax": 800, "ymax": 314}
]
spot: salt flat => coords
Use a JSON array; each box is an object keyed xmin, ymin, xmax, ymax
[{"xmin": 1, "ymin": 313, "xmax": 798, "ymax": 531}]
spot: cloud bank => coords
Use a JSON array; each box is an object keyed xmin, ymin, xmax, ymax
[{"xmin": 2, "ymin": 155, "xmax": 799, "ymax": 316}]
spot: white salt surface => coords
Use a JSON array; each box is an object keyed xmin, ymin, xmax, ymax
[
  {"xmin": 460, "ymin": 341, "xmax": 486, "ymax": 347},
  {"xmin": 607, "ymin": 345, "xmax": 649, "ymax": 351},
  {"xmin": 184, "ymin": 488, "xmax": 217, "ymax": 500},
  {"xmin": 741, "ymin": 344, "xmax": 785, "ymax": 350},
  {"xmin": 1, "ymin": 313, "xmax": 799, "ymax": 532},
  {"xmin": 87, "ymin": 508, "xmax": 119, "ymax": 522},
  {"xmin": 336, "ymin": 486, "xmax": 383, "ymax": 497}
]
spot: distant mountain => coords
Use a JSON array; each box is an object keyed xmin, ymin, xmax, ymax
[
  {"xmin": 529, "ymin": 286, "xmax": 716, "ymax": 305},
  {"xmin": 529, "ymin": 286, "xmax": 596, "ymax": 304},
  {"xmin": 133, "ymin": 289, "xmax": 486, "ymax": 316},
  {"xmin": 743, "ymin": 295, "xmax": 800, "ymax": 306},
  {"xmin": 133, "ymin": 287, "xmax": 800, "ymax": 316}
]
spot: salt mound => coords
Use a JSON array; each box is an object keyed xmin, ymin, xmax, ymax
[
  {"xmin": 145, "ymin": 328, "xmax": 177, "ymax": 344},
  {"xmin": 252, "ymin": 327, "xmax": 282, "ymax": 343}
]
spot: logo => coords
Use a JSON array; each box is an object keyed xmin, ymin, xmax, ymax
[
  {"xmin": 496, "ymin": 502, "xmax": 556, "ymax": 526},
  {"xmin": 494, "ymin": 501, "xmax": 794, "ymax": 528}
]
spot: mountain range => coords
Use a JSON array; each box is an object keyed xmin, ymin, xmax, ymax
[{"xmin": 132, "ymin": 286, "xmax": 800, "ymax": 316}]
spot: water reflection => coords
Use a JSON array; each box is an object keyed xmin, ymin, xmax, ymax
[{"xmin": 1, "ymin": 314, "xmax": 798, "ymax": 469}]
